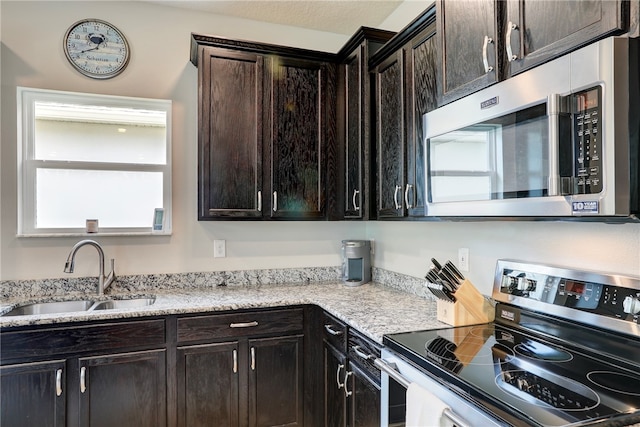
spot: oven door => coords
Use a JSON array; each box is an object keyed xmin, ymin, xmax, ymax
[{"xmin": 378, "ymin": 348, "xmax": 506, "ymax": 427}]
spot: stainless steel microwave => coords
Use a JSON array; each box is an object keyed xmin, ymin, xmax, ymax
[{"xmin": 423, "ymin": 37, "xmax": 639, "ymax": 219}]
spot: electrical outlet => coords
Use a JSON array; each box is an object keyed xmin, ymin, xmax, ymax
[
  {"xmin": 458, "ymin": 248, "xmax": 469, "ymax": 271},
  {"xmin": 214, "ymin": 240, "xmax": 226, "ymax": 258}
]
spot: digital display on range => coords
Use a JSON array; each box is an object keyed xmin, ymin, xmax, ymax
[{"xmin": 564, "ymin": 280, "xmax": 585, "ymax": 294}]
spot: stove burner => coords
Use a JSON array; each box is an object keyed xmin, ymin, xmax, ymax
[
  {"xmin": 587, "ymin": 371, "xmax": 640, "ymax": 396},
  {"xmin": 513, "ymin": 341, "xmax": 573, "ymax": 362}
]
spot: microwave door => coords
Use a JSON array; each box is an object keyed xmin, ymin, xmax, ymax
[{"xmin": 426, "ymin": 102, "xmax": 571, "ymax": 217}]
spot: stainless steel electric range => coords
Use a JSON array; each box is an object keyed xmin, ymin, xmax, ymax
[{"xmin": 378, "ymin": 260, "xmax": 640, "ymax": 427}]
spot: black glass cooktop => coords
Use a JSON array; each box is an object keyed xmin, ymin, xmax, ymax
[{"xmin": 384, "ymin": 315, "xmax": 640, "ymax": 427}]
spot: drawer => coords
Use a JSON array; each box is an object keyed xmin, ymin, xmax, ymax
[
  {"xmin": 177, "ymin": 308, "xmax": 303, "ymax": 343},
  {"xmin": 1, "ymin": 319, "xmax": 166, "ymax": 363},
  {"xmin": 348, "ymin": 328, "xmax": 381, "ymax": 383},
  {"xmin": 322, "ymin": 311, "xmax": 347, "ymax": 352}
]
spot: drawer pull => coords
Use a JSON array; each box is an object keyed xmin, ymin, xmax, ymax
[
  {"xmin": 230, "ymin": 321, "xmax": 259, "ymax": 328},
  {"xmin": 250, "ymin": 347, "xmax": 256, "ymax": 371},
  {"xmin": 324, "ymin": 324, "xmax": 343, "ymax": 336},
  {"xmin": 80, "ymin": 366, "xmax": 86, "ymax": 393},
  {"xmin": 352, "ymin": 345, "xmax": 374, "ymax": 360},
  {"xmin": 56, "ymin": 369, "xmax": 63, "ymax": 397},
  {"xmin": 233, "ymin": 349, "xmax": 238, "ymax": 373}
]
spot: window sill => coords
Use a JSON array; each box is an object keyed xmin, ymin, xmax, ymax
[{"xmin": 17, "ymin": 231, "xmax": 172, "ymax": 238}]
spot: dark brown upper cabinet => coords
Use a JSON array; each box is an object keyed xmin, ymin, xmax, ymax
[
  {"xmin": 370, "ymin": 7, "xmax": 437, "ymax": 219},
  {"xmin": 505, "ymin": 0, "xmax": 629, "ymax": 78},
  {"xmin": 192, "ymin": 34, "xmax": 336, "ymax": 220},
  {"xmin": 436, "ymin": 0, "xmax": 501, "ymax": 105},
  {"xmin": 336, "ymin": 28, "xmax": 396, "ymax": 220},
  {"xmin": 436, "ymin": 0, "xmax": 629, "ymax": 105}
]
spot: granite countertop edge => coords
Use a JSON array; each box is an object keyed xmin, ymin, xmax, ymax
[{"xmin": 0, "ymin": 281, "xmax": 445, "ymax": 343}]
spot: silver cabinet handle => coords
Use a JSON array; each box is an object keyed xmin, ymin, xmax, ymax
[
  {"xmin": 506, "ymin": 21, "xmax": 519, "ymax": 62},
  {"xmin": 233, "ymin": 349, "xmax": 238, "ymax": 373},
  {"xmin": 352, "ymin": 345, "xmax": 375, "ymax": 360},
  {"xmin": 343, "ymin": 371, "xmax": 353, "ymax": 397},
  {"xmin": 250, "ymin": 347, "xmax": 256, "ymax": 371},
  {"xmin": 56, "ymin": 369, "xmax": 63, "ymax": 397},
  {"xmin": 272, "ymin": 191, "xmax": 278, "ymax": 212},
  {"xmin": 324, "ymin": 324, "xmax": 343, "ymax": 336},
  {"xmin": 393, "ymin": 185, "xmax": 402, "ymax": 209},
  {"xmin": 482, "ymin": 36, "xmax": 494, "ymax": 73},
  {"xmin": 80, "ymin": 366, "xmax": 86, "ymax": 393},
  {"xmin": 230, "ymin": 321, "xmax": 258, "ymax": 328},
  {"xmin": 352, "ymin": 189, "xmax": 360, "ymax": 211},
  {"xmin": 257, "ymin": 190, "xmax": 262, "ymax": 212},
  {"xmin": 404, "ymin": 184, "xmax": 413, "ymax": 209},
  {"xmin": 336, "ymin": 363, "xmax": 345, "ymax": 389}
]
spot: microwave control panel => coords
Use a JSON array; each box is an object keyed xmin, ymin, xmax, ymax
[{"xmin": 573, "ymin": 86, "xmax": 603, "ymax": 194}]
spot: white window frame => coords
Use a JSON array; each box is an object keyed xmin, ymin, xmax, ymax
[{"xmin": 17, "ymin": 87, "xmax": 172, "ymax": 236}]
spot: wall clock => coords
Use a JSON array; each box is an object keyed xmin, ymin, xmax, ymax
[{"xmin": 63, "ymin": 19, "xmax": 130, "ymax": 79}]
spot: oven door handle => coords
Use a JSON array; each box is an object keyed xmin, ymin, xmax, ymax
[
  {"xmin": 443, "ymin": 408, "xmax": 471, "ymax": 427},
  {"xmin": 374, "ymin": 358, "xmax": 411, "ymax": 389}
]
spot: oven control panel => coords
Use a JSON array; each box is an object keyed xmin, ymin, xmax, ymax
[
  {"xmin": 572, "ymin": 86, "xmax": 603, "ymax": 195},
  {"xmin": 494, "ymin": 260, "xmax": 640, "ymax": 329}
]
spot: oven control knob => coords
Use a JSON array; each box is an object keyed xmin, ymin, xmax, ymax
[
  {"xmin": 517, "ymin": 378, "xmax": 532, "ymax": 392},
  {"xmin": 622, "ymin": 296, "xmax": 640, "ymax": 315},
  {"xmin": 517, "ymin": 277, "xmax": 536, "ymax": 291}
]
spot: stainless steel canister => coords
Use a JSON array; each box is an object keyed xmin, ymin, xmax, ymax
[{"xmin": 341, "ymin": 240, "xmax": 371, "ymax": 286}]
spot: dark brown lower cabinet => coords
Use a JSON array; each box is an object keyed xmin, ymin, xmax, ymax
[
  {"xmin": 324, "ymin": 343, "xmax": 347, "ymax": 427},
  {"xmin": 78, "ymin": 350, "xmax": 166, "ymax": 427},
  {"xmin": 347, "ymin": 363, "xmax": 380, "ymax": 427},
  {"xmin": 1, "ymin": 359, "xmax": 66, "ymax": 427}
]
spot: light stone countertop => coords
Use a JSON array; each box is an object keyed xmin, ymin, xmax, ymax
[{"xmin": 0, "ymin": 281, "xmax": 445, "ymax": 343}]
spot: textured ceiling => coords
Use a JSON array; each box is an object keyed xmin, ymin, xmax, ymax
[{"xmin": 142, "ymin": 0, "xmax": 404, "ymax": 35}]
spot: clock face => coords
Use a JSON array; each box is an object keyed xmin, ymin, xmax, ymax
[{"xmin": 64, "ymin": 19, "xmax": 130, "ymax": 79}]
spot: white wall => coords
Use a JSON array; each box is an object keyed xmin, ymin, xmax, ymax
[{"xmin": 2, "ymin": 1, "xmax": 638, "ymax": 293}]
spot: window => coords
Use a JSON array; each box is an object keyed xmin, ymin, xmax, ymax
[{"xmin": 18, "ymin": 87, "xmax": 172, "ymax": 236}]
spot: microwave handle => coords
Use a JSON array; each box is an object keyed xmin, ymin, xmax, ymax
[{"xmin": 547, "ymin": 94, "xmax": 562, "ymax": 196}]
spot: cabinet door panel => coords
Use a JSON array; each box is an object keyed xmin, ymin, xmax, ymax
[
  {"xmin": 324, "ymin": 343, "xmax": 347, "ymax": 427},
  {"xmin": 0, "ymin": 360, "xmax": 66, "ymax": 427},
  {"xmin": 344, "ymin": 49, "xmax": 364, "ymax": 219},
  {"xmin": 177, "ymin": 342, "xmax": 239, "ymax": 427},
  {"xmin": 375, "ymin": 51, "xmax": 405, "ymax": 218},
  {"xmin": 437, "ymin": 0, "xmax": 499, "ymax": 104},
  {"xmin": 249, "ymin": 335, "xmax": 304, "ymax": 427},
  {"xmin": 506, "ymin": 0, "xmax": 626, "ymax": 76},
  {"xmin": 407, "ymin": 28, "xmax": 438, "ymax": 217},
  {"xmin": 270, "ymin": 58, "xmax": 327, "ymax": 218},
  {"xmin": 79, "ymin": 350, "xmax": 166, "ymax": 427},
  {"xmin": 199, "ymin": 47, "xmax": 263, "ymax": 219},
  {"xmin": 349, "ymin": 364, "xmax": 381, "ymax": 427}
]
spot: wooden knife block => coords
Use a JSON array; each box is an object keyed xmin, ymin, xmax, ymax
[{"xmin": 437, "ymin": 279, "xmax": 495, "ymax": 326}]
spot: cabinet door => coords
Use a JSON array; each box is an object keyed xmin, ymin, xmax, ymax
[
  {"xmin": 198, "ymin": 46, "xmax": 264, "ymax": 219},
  {"xmin": 343, "ymin": 47, "xmax": 365, "ymax": 219},
  {"xmin": 78, "ymin": 350, "xmax": 166, "ymax": 427},
  {"xmin": 347, "ymin": 363, "xmax": 381, "ymax": 427},
  {"xmin": 505, "ymin": 0, "xmax": 626, "ymax": 76},
  {"xmin": 0, "ymin": 360, "xmax": 66, "ymax": 427},
  {"xmin": 406, "ymin": 26, "xmax": 438, "ymax": 218},
  {"xmin": 324, "ymin": 343, "xmax": 347, "ymax": 427},
  {"xmin": 375, "ymin": 50, "xmax": 406, "ymax": 219},
  {"xmin": 177, "ymin": 342, "xmax": 239, "ymax": 427},
  {"xmin": 249, "ymin": 335, "xmax": 304, "ymax": 427},
  {"xmin": 437, "ymin": 0, "xmax": 500, "ymax": 104},
  {"xmin": 269, "ymin": 57, "xmax": 329, "ymax": 219}
]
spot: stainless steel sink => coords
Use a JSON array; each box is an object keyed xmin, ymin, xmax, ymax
[
  {"xmin": 90, "ymin": 297, "xmax": 156, "ymax": 311},
  {"xmin": 1, "ymin": 296, "xmax": 156, "ymax": 316},
  {"xmin": 2, "ymin": 300, "xmax": 95, "ymax": 316}
]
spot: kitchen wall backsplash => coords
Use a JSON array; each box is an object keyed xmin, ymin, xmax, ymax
[{"xmin": 0, "ymin": 267, "xmax": 429, "ymax": 302}]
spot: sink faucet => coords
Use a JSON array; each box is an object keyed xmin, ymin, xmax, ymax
[{"xmin": 64, "ymin": 239, "xmax": 116, "ymax": 295}]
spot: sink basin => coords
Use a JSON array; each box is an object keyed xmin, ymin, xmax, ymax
[
  {"xmin": 1, "ymin": 296, "xmax": 156, "ymax": 316},
  {"xmin": 2, "ymin": 300, "xmax": 95, "ymax": 316},
  {"xmin": 90, "ymin": 297, "xmax": 156, "ymax": 311}
]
